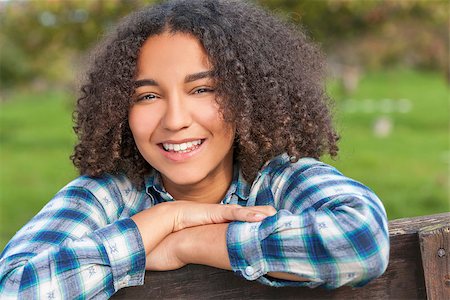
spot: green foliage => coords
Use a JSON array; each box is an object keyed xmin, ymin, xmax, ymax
[
  {"xmin": 0, "ymin": 0, "xmax": 150, "ymax": 88},
  {"xmin": 1, "ymin": 0, "xmax": 448, "ymax": 90},
  {"xmin": 258, "ymin": 0, "xmax": 448, "ymax": 70}
]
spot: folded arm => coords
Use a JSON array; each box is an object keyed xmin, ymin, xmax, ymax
[{"xmin": 146, "ymin": 223, "xmax": 310, "ymax": 282}]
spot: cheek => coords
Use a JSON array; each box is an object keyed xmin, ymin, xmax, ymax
[
  {"xmin": 223, "ymin": 124, "xmax": 236, "ymax": 149},
  {"xmin": 194, "ymin": 105, "xmax": 235, "ymax": 144},
  {"xmin": 128, "ymin": 106, "xmax": 157, "ymax": 140},
  {"xmin": 195, "ymin": 101, "xmax": 225, "ymax": 128}
]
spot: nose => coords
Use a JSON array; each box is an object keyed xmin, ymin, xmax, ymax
[{"xmin": 161, "ymin": 92, "xmax": 192, "ymax": 131}]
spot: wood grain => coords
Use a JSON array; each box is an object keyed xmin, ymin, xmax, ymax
[{"xmin": 419, "ymin": 222, "xmax": 450, "ymax": 300}]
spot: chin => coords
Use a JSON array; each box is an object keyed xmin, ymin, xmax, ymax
[{"xmin": 162, "ymin": 170, "xmax": 207, "ymax": 186}]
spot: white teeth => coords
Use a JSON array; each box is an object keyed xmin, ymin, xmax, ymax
[{"xmin": 162, "ymin": 140, "xmax": 203, "ymax": 152}]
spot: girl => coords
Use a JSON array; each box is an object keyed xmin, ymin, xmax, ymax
[{"xmin": 0, "ymin": 0, "xmax": 390, "ymax": 298}]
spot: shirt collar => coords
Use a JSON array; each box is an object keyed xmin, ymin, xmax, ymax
[
  {"xmin": 144, "ymin": 170, "xmax": 174, "ymax": 202},
  {"xmin": 261, "ymin": 152, "xmax": 291, "ymax": 171},
  {"xmin": 229, "ymin": 163, "xmax": 250, "ymax": 201},
  {"xmin": 229, "ymin": 153, "xmax": 292, "ymax": 200},
  {"xmin": 145, "ymin": 169, "xmax": 164, "ymax": 194},
  {"xmin": 143, "ymin": 164, "xmax": 251, "ymax": 203}
]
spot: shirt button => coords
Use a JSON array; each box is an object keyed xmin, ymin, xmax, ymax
[
  {"xmin": 118, "ymin": 275, "xmax": 131, "ymax": 288},
  {"xmin": 245, "ymin": 266, "xmax": 255, "ymax": 276}
]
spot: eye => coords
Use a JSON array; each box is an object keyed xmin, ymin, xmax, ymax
[
  {"xmin": 136, "ymin": 93, "xmax": 158, "ymax": 102},
  {"xmin": 193, "ymin": 87, "xmax": 215, "ymax": 94}
]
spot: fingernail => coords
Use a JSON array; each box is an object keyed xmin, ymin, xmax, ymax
[{"xmin": 250, "ymin": 213, "xmax": 265, "ymax": 220}]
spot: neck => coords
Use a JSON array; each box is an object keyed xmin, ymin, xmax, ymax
[{"xmin": 161, "ymin": 154, "xmax": 234, "ymax": 204}]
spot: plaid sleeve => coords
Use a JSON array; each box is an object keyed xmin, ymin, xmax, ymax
[
  {"xmin": 227, "ymin": 161, "xmax": 390, "ymax": 289},
  {"xmin": 0, "ymin": 177, "xmax": 146, "ymax": 299}
]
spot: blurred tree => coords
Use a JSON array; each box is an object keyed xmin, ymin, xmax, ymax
[
  {"xmin": 0, "ymin": 0, "xmax": 448, "ymax": 91},
  {"xmin": 0, "ymin": 0, "xmax": 151, "ymax": 90},
  {"xmin": 258, "ymin": 0, "xmax": 449, "ymax": 72}
]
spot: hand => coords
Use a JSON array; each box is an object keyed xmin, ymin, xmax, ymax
[
  {"xmin": 132, "ymin": 201, "xmax": 276, "ymax": 258},
  {"xmin": 169, "ymin": 201, "xmax": 277, "ymax": 232},
  {"xmin": 145, "ymin": 205, "xmax": 277, "ymax": 271}
]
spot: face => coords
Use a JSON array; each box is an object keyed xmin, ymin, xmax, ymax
[{"xmin": 129, "ymin": 32, "xmax": 235, "ymax": 190}]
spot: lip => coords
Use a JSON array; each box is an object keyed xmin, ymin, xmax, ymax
[{"xmin": 158, "ymin": 138, "xmax": 207, "ymax": 162}]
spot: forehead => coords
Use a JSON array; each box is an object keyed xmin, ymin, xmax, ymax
[{"xmin": 136, "ymin": 32, "xmax": 212, "ymax": 80}]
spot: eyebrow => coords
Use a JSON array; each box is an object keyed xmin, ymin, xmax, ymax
[{"xmin": 134, "ymin": 70, "xmax": 214, "ymax": 88}]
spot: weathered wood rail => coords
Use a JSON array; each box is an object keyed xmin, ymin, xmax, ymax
[{"xmin": 114, "ymin": 212, "xmax": 449, "ymax": 299}]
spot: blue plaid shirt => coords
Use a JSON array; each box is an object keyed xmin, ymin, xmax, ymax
[{"xmin": 0, "ymin": 154, "xmax": 389, "ymax": 298}]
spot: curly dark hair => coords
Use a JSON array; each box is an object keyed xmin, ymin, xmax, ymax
[{"xmin": 72, "ymin": 0, "xmax": 339, "ymax": 189}]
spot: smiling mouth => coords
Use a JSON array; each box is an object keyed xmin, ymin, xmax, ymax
[{"xmin": 160, "ymin": 139, "xmax": 205, "ymax": 153}]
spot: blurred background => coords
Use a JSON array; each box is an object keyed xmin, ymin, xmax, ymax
[{"xmin": 0, "ymin": 0, "xmax": 448, "ymax": 250}]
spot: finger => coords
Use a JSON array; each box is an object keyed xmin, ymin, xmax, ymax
[
  {"xmin": 244, "ymin": 211, "xmax": 269, "ymax": 222},
  {"xmin": 211, "ymin": 205, "xmax": 250, "ymax": 222},
  {"xmin": 227, "ymin": 205, "xmax": 276, "ymax": 217},
  {"xmin": 223, "ymin": 206, "xmax": 272, "ymax": 222},
  {"xmin": 243, "ymin": 206, "xmax": 277, "ymax": 222},
  {"xmin": 247, "ymin": 205, "xmax": 277, "ymax": 216}
]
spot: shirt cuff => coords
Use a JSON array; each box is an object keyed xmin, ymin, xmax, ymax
[
  {"xmin": 227, "ymin": 219, "xmax": 266, "ymax": 280},
  {"xmin": 92, "ymin": 218, "xmax": 146, "ymax": 291},
  {"xmin": 226, "ymin": 211, "xmax": 320, "ymax": 288}
]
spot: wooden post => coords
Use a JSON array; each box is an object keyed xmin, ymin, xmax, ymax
[{"xmin": 419, "ymin": 223, "xmax": 450, "ymax": 300}]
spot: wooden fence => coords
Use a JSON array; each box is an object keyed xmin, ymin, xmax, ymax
[{"xmin": 113, "ymin": 212, "xmax": 449, "ymax": 299}]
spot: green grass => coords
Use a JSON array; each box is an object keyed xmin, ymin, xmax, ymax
[
  {"xmin": 0, "ymin": 69, "xmax": 449, "ymax": 251},
  {"xmin": 324, "ymin": 69, "xmax": 449, "ymax": 220},
  {"xmin": 0, "ymin": 90, "xmax": 77, "ymax": 249}
]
